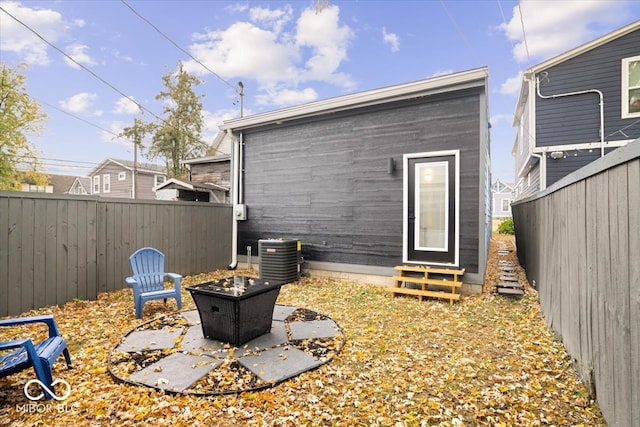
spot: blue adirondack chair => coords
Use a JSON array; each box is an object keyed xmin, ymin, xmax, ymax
[
  {"xmin": 0, "ymin": 315, "xmax": 72, "ymax": 400},
  {"xmin": 125, "ymin": 247, "xmax": 182, "ymax": 319}
]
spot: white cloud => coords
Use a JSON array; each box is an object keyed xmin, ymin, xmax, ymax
[
  {"xmin": 64, "ymin": 44, "xmax": 96, "ymax": 68},
  {"xmin": 295, "ymin": 5, "xmax": 353, "ymax": 84},
  {"xmin": 202, "ymin": 109, "xmax": 236, "ymax": 133},
  {"xmin": 186, "ymin": 21, "xmax": 299, "ymax": 83},
  {"xmin": 499, "ymin": 0, "xmax": 629, "ymax": 63},
  {"xmin": 255, "ymin": 87, "xmax": 318, "ymax": 107},
  {"xmin": 184, "ymin": 4, "xmax": 354, "ymax": 107},
  {"xmin": 382, "ymin": 27, "xmax": 400, "ymax": 52},
  {"xmin": 500, "ymin": 72, "xmax": 523, "ymax": 96},
  {"xmin": 490, "ymin": 113, "xmax": 514, "ymax": 126},
  {"xmin": 59, "ymin": 92, "xmax": 97, "ymax": 113},
  {"xmin": 113, "ymin": 96, "xmax": 141, "ymax": 114},
  {"xmin": 0, "ymin": 1, "xmax": 67, "ymax": 65},
  {"xmin": 249, "ymin": 5, "xmax": 293, "ymax": 34}
]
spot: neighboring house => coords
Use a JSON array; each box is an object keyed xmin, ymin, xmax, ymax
[
  {"xmin": 491, "ymin": 179, "xmax": 513, "ymax": 219},
  {"xmin": 219, "ymin": 67, "xmax": 491, "ymax": 289},
  {"xmin": 154, "ymin": 154, "xmax": 231, "ymax": 203},
  {"xmin": 512, "ymin": 20, "xmax": 640, "ymax": 198},
  {"xmin": 88, "ymin": 158, "xmax": 166, "ymax": 199},
  {"xmin": 183, "ymin": 154, "xmax": 231, "ymax": 189},
  {"xmin": 154, "ymin": 178, "xmax": 229, "ymax": 203},
  {"xmin": 69, "ymin": 177, "xmax": 91, "ymax": 195},
  {"xmin": 208, "ymin": 131, "xmax": 233, "ymax": 158},
  {"xmin": 21, "ymin": 174, "xmax": 76, "ymax": 194}
]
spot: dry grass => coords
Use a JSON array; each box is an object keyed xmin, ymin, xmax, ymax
[{"xmin": 0, "ymin": 235, "xmax": 604, "ymax": 426}]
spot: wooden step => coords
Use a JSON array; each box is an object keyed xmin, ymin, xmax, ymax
[
  {"xmin": 386, "ymin": 286, "xmax": 461, "ymax": 302},
  {"xmin": 497, "ymin": 287, "xmax": 524, "ymax": 296},
  {"xmin": 392, "ymin": 276, "xmax": 462, "ymax": 288},
  {"xmin": 393, "ymin": 265, "xmax": 465, "ymax": 276},
  {"xmin": 497, "ymin": 282, "xmax": 524, "ymax": 289}
]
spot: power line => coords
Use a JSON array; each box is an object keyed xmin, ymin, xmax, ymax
[
  {"xmin": 439, "ymin": 0, "xmax": 482, "ymax": 65},
  {"xmin": 16, "ymin": 155, "xmax": 100, "ymax": 165},
  {"xmin": 0, "ymin": 6, "xmax": 145, "ymax": 114},
  {"xmin": 497, "ymin": 0, "xmax": 516, "ymax": 52},
  {"xmin": 2, "ymin": 5, "xmax": 193, "ymax": 135},
  {"xmin": 1, "ymin": 5, "xmax": 224, "ymax": 156},
  {"xmin": 37, "ymin": 98, "xmax": 131, "ymax": 142},
  {"xmin": 517, "ymin": 0, "xmax": 530, "ymax": 61},
  {"xmin": 120, "ymin": 0, "xmax": 239, "ymax": 93}
]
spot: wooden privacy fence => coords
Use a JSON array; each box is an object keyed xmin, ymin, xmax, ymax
[
  {"xmin": 0, "ymin": 192, "xmax": 233, "ymax": 317},
  {"xmin": 511, "ymin": 139, "xmax": 639, "ymax": 427}
]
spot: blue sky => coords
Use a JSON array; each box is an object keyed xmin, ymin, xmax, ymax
[{"xmin": 1, "ymin": 1, "xmax": 639, "ymax": 182}]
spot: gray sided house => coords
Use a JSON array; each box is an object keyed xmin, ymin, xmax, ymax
[
  {"xmin": 88, "ymin": 158, "xmax": 166, "ymax": 200},
  {"xmin": 491, "ymin": 179, "xmax": 513, "ymax": 219},
  {"xmin": 513, "ymin": 20, "xmax": 640, "ymax": 198},
  {"xmin": 220, "ymin": 68, "xmax": 491, "ymax": 288},
  {"xmin": 69, "ymin": 176, "xmax": 91, "ymax": 195}
]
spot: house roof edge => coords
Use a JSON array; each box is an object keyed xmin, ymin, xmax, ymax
[{"xmin": 220, "ymin": 67, "xmax": 488, "ymax": 131}]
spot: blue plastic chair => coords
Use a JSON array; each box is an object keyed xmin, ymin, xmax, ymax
[
  {"xmin": 0, "ymin": 315, "xmax": 72, "ymax": 400},
  {"xmin": 125, "ymin": 247, "xmax": 182, "ymax": 319}
]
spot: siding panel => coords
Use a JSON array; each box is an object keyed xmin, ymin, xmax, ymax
[
  {"xmin": 239, "ymin": 91, "xmax": 485, "ymax": 275},
  {"xmin": 535, "ymin": 29, "xmax": 640, "ymax": 147}
]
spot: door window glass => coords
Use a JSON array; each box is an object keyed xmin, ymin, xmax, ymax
[{"xmin": 415, "ymin": 162, "xmax": 448, "ymax": 251}]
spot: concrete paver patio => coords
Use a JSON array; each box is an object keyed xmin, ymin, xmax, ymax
[{"xmin": 109, "ymin": 305, "xmax": 345, "ymax": 395}]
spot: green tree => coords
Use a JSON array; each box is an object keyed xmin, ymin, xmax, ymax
[
  {"xmin": 148, "ymin": 62, "xmax": 207, "ymax": 179},
  {"xmin": 0, "ymin": 63, "xmax": 47, "ymax": 190}
]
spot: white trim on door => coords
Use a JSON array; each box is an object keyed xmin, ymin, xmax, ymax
[{"xmin": 403, "ymin": 150, "xmax": 460, "ymax": 266}]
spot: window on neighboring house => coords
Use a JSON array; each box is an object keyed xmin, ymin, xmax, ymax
[
  {"xmin": 103, "ymin": 174, "xmax": 110, "ymax": 193},
  {"xmin": 93, "ymin": 175, "xmax": 100, "ymax": 193},
  {"xmin": 118, "ymin": 171, "xmax": 126, "ymax": 181},
  {"xmin": 154, "ymin": 175, "xmax": 166, "ymax": 187},
  {"xmin": 622, "ymin": 55, "xmax": 640, "ymax": 118},
  {"xmin": 25, "ymin": 184, "xmax": 49, "ymax": 193},
  {"xmin": 501, "ymin": 198, "xmax": 511, "ymax": 213}
]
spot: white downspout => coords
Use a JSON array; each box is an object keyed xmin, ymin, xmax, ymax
[
  {"xmin": 530, "ymin": 152, "xmax": 545, "ymax": 191},
  {"xmin": 536, "ymin": 76, "xmax": 605, "ymax": 156},
  {"xmin": 228, "ymin": 130, "xmax": 240, "ymax": 269}
]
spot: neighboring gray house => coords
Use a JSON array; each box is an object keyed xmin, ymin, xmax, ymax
[
  {"xmin": 88, "ymin": 158, "xmax": 166, "ymax": 200},
  {"xmin": 220, "ymin": 67, "xmax": 491, "ymax": 289},
  {"xmin": 512, "ymin": 20, "xmax": 640, "ymax": 198},
  {"xmin": 491, "ymin": 179, "xmax": 513, "ymax": 219},
  {"xmin": 69, "ymin": 177, "xmax": 91, "ymax": 195}
]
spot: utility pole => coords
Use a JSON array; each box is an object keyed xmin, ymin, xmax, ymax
[
  {"xmin": 238, "ymin": 81, "xmax": 244, "ymax": 117},
  {"xmin": 131, "ymin": 118, "xmax": 144, "ymax": 199}
]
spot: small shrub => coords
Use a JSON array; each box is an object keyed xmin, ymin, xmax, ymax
[{"xmin": 498, "ymin": 217, "xmax": 515, "ymax": 234}]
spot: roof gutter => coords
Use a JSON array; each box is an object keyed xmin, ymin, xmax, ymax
[{"xmin": 219, "ymin": 67, "xmax": 488, "ymax": 132}]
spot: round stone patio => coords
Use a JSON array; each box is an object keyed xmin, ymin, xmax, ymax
[{"xmin": 108, "ymin": 305, "xmax": 345, "ymax": 395}]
